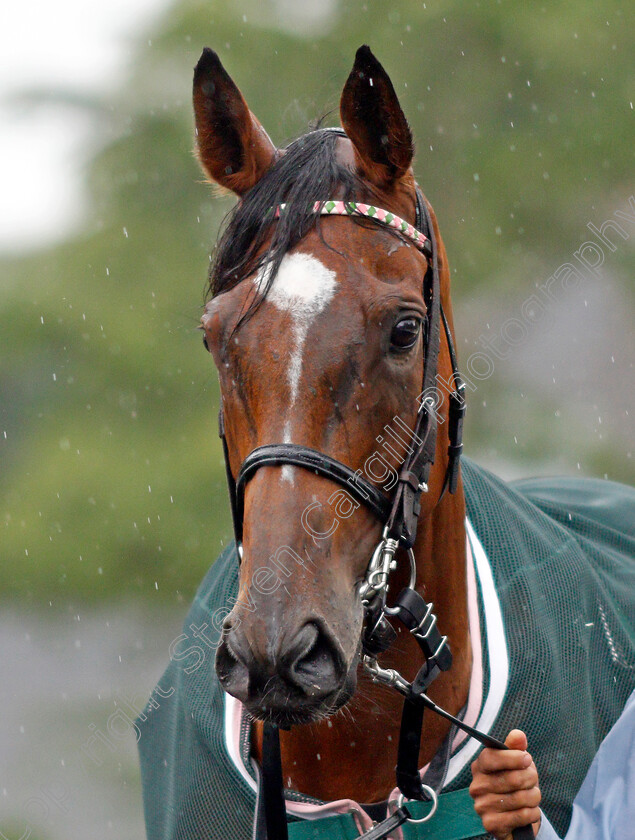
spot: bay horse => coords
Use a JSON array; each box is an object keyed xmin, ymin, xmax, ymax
[{"xmin": 137, "ymin": 47, "xmax": 635, "ymax": 840}]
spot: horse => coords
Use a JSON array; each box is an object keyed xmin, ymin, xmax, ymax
[{"xmin": 137, "ymin": 46, "xmax": 635, "ymax": 840}]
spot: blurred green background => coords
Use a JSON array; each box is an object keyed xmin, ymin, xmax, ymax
[{"xmin": 0, "ymin": 1, "xmax": 633, "ymax": 837}]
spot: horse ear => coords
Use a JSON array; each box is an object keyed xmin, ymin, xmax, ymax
[
  {"xmin": 193, "ymin": 48, "xmax": 277, "ymax": 195},
  {"xmin": 340, "ymin": 46, "xmax": 414, "ymax": 187}
]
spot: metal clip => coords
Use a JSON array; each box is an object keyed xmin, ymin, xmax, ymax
[
  {"xmin": 362, "ymin": 655, "xmax": 410, "ymax": 696},
  {"xmin": 359, "ymin": 532, "xmax": 399, "ymax": 606}
]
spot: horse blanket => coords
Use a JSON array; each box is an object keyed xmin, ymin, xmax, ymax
[{"xmin": 137, "ymin": 458, "xmax": 635, "ymax": 839}]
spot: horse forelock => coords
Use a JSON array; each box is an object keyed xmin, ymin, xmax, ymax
[{"xmin": 207, "ymin": 128, "xmax": 417, "ymax": 327}]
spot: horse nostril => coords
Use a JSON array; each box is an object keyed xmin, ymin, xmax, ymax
[
  {"xmin": 215, "ymin": 631, "xmax": 250, "ymax": 701},
  {"xmin": 286, "ymin": 622, "xmax": 345, "ymax": 697}
]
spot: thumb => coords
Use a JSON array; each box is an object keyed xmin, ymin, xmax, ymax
[{"xmin": 505, "ymin": 729, "xmax": 528, "ymax": 751}]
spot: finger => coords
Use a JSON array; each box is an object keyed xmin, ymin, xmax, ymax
[
  {"xmin": 480, "ymin": 805, "xmax": 542, "ymax": 839},
  {"xmin": 470, "ymin": 765, "xmax": 539, "ymax": 796},
  {"xmin": 505, "ymin": 729, "xmax": 528, "ymax": 751},
  {"xmin": 474, "ymin": 747, "xmax": 533, "ymax": 774},
  {"xmin": 477, "ymin": 787, "xmax": 541, "ymax": 813}
]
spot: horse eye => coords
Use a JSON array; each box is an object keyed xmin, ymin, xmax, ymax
[
  {"xmin": 202, "ymin": 334, "xmax": 210, "ymax": 352},
  {"xmin": 390, "ymin": 317, "xmax": 421, "ymax": 351}
]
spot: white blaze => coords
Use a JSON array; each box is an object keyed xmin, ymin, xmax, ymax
[{"xmin": 255, "ymin": 252, "xmax": 337, "ymax": 482}]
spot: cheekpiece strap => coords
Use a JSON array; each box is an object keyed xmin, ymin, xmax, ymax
[{"xmin": 384, "ymin": 188, "xmax": 441, "ymax": 549}]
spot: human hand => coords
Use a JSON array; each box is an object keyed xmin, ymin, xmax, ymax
[{"xmin": 469, "ymin": 730, "xmax": 542, "ymax": 839}]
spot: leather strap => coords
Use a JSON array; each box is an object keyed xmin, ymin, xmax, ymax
[
  {"xmin": 437, "ymin": 306, "xmax": 466, "ymax": 502},
  {"xmin": 396, "ymin": 697, "xmax": 429, "ymax": 800},
  {"xmin": 235, "ymin": 443, "xmax": 391, "ymax": 543},
  {"xmin": 218, "ymin": 407, "xmax": 242, "ymax": 551},
  {"xmin": 383, "ymin": 189, "xmax": 441, "ymax": 548},
  {"xmin": 285, "ymin": 788, "xmax": 498, "ymax": 840},
  {"xmin": 261, "ymin": 723, "xmax": 288, "ymax": 840}
]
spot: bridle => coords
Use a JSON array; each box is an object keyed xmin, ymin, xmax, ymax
[
  {"xmin": 219, "ymin": 185, "xmax": 466, "ymax": 626},
  {"xmin": 213, "ymin": 141, "xmax": 531, "ymax": 839}
]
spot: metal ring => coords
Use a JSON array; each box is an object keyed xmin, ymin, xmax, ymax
[
  {"xmin": 396, "ymin": 785, "xmax": 438, "ymax": 823},
  {"xmin": 407, "ymin": 548, "xmax": 416, "ymax": 590}
]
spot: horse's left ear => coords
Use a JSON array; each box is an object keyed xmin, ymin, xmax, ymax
[
  {"xmin": 193, "ymin": 48, "xmax": 277, "ymax": 195},
  {"xmin": 340, "ymin": 46, "xmax": 414, "ymax": 187}
]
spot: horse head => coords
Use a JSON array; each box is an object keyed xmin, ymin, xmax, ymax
[{"xmin": 196, "ymin": 46, "xmax": 462, "ymax": 730}]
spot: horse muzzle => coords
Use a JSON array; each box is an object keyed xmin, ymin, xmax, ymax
[{"xmin": 215, "ymin": 616, "xmax": 357, "ymax": 725}]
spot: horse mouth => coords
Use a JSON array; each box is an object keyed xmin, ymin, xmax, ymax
[{"xmin": 244, "ymin": 674, "xmax": 357, "ymax": 728}]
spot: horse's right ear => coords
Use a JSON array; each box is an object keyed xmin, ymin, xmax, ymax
[{"xmin": 193, "ymin": 48, "xmax": 277, "ymax": 195}]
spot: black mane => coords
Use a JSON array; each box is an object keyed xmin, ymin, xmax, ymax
[{"xmin": 208, "ymin": 129, "xmax": 369, "ymax": 321}]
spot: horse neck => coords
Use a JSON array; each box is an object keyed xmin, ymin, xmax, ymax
[{"xmin": 255, "ymin": 482, "xmax": 471, "ymax": 804}]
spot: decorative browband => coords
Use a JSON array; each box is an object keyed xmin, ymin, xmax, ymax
[{"xmin": 274, "ymin": 200, "xmax": 431, "ymax": 256}]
